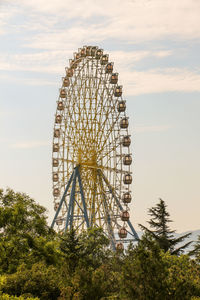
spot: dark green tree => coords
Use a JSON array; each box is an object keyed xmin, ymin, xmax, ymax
[
  {"xmin": 119, "ymin": 234, "xmax": 200, "ymax": 300},
  {"xmin": 139, "ymin": 198, "xmax": 192, "ymax": 255},
  {"xmin": 59, "ymin": 229, "xmax": 84, "ymax": 273},
  {"xmin": 58, "ymin": 227, "xmax": 115, "ymax": 300},
  {"xmin": 119, "ymin": 235, "xmax": 169, "ymax": 300}
]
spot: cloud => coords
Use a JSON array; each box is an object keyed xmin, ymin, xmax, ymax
[
  {"xmin": 3, "ymin": 0, "xmax": 200, "ymax": 49},
  {"xmin": 1, "ymin": 65, "xmax": 200, "ymax": 95},
  {"xmin": 0, "ymin": 5, "xmax": 17, "ymax": 35},
  {"xmin": 0, "ymin": 49, "xmax": 172, "ymax": 74},
  {"xmin": 120, "ymin": 68, "xmax": 200, "ymax": 96},
  {"xmin": 0, "ymin": 0, "xmax": 199, "ymax": 96},
  {"xmin": 109, "ymin": 50, "xmax": 172, "ymax": 70},
  {"xmin": 154, "ymin": 51, "xmax": 173, "ymax": 58},
  {"xmin": 134, "ymin": 125, "xmax": 172, "ymax": 133},
  {"xmin": 11, "ymin": 141, "xmax": 49, "ymax": 149},
  {"xmin": 0, "ymin": 51, "xmax": 68, "ymax": 73}
]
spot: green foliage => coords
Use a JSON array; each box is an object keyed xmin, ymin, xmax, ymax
[
  {"xmin": 139, "ymin": 198, "xmax": 192, "ymax": 254},
  {"xmin": 0, "ymin": 188, "xmax": 200, "ymax": 299},
  {"xmin": 119, "ymin": 235, "xmax": 200, "ymax": 300},
  {"xmin": 164, "ymin": 253, "xmax": 200, "ymax": 299},
  {"xmin": 0, "ymin": 293, "xmax": 38, "ymax": 299},
  {"xmin": 58, "ymin": 227, "xmax": 113, "ymax": 299},
  {"xmin": 0, "ymin": 189, "xmax": 58, "ymax": 274},
  {"xmin": 120, "ymin": 235, "xmax": 169, "ymax": 300},
  {"xmin": 0, "ymin": 188, "xmax": 49, "ymax": 236},
  {"xmin": 1, "ymin": 262, "xmax": 60, "ymax": 300}
]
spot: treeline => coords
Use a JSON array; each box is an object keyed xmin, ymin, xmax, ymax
[{"xmin": 0, "ymin": 189, "xmax": 200, "ymax": 300}]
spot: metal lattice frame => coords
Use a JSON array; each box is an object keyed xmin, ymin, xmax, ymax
[{"xmin": 51, "ymin": 46, "xmax": 139, "ymax": 250}]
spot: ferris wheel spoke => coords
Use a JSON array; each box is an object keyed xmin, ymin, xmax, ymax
[
  {"xmin": 97, "ymin": 172, "xmax": 116, "ymax": 248},
  {"xmin": 96, "ymin": 121, "xmax": 119, "ymax": 156}
]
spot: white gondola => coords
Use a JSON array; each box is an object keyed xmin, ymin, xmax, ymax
[
  {"xmin": 116, "ymin": 242, "xmax": 124, "ymax": 251},
  {"xmin": 96, "ymin": 48, "xmax": 103, "ymax": 59},
  {"xmin": 55, "ymin": 115, "xmax": 62, "ymax": 124},
  {"xmin": 123, "ymin": 173, "xmax": 132, "ymax": 184},
  {"xmin": 117, "ymin": 101, "xmax": 126, "ymax": 112},
  {"xmin": 118, "ymin": 227, "xmax": 127, "ymax": 238},
  {"xmin": 122, "ymin": 136, "xmax": 131, "ymax": 147},
  {"xmin": 123, "ymin": 154, "xmax": 132, "ymax": 165},
  {"xmin": 60, "ymin": 89, "xmax": 66, "ymax": 98},
  {"xmin": 91, "ymin": 46, "xmax": 98, "ymax": 57},
  {"xmin": 114, "ymin": 86, "xmax": 122, "ymax": 97},
  {"xmin": 120, "ymin": 118, "xmax": 128, "ymax": 129},
  {"xmin": 54, "ymin": 129, "xmax": 60, "ymax": 138},
  {"xmin": 100, "ymin": 54, "xmax": 109, "ymax": 65},
  {"xmin": 110, "ymin": 73, "xmax": 118, "ymax": 84},
  {"xmin": 122, "ymin": 192, "xmax": 132, "ymax": 203},
  {"xmin": 66, "ymin": 67, "xmax": 73, "ymax": 77},
  {"xmin": 63, "ymin": 77, "xmax": 70, "ymax": 87},
  {"xmin": 52, "ymin": 158, "xmax": 59, "ymax": 167},
  {"xmin": 53, "ymin": 188, "xmax": 60, "ymax": 197},
  {"xmin": 120, "ymin": 211, "xmax": 130, "ymax": 221},
  {"xmin": 105, "ymin": 63, "xmax": 113, "ymax": 73},
  {"xmin": 53, "ymin": 143, "xmax": 59, "ymax": 152},
  {"xmin": 57, "ymin": 101, "xmax": 64, "ymax": 111},
  {"xmin": 52, "ymin": 173, "xmax": 59, "ymax": 182}
]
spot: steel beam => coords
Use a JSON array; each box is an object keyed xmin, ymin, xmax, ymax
[
  {"xmin": 51, "ymin": 171, "xmax": 74, "ymax": 228},
  {"xmin": 100, "ymin": 170, "xmax": 139, "ymax": 241},
  {"xmin": 77, "ymin": 166, "xmax": 90, "ymax": 228}
]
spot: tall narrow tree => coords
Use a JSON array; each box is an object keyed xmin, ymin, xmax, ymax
[{"xmin": 139, "ymin": 198, "xmax": 192, "ymax": 255}]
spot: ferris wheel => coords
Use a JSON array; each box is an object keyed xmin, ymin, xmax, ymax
[{"xmin": 51, "ymin": 46, "xmax": 139, "ymax": 250}]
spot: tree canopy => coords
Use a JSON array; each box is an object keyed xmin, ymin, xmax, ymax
[{"xmin": 0, "ymin": 189, "xmax": 200, "ymax": 299}]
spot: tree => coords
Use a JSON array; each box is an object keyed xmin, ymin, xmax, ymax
[
  {"xmin": 119, "ymin": 235, "xmax": 200, "ymax": 300},
  {"xmin": 139, "ymin": 198, "xmax": 192, "ymax": 255},
  {"xmin": 0, "ymin": 294, "xmax": 38, "ymax": 299},
  {"xmin": 189, "ymin": 235, "xmax": 200, "ymax": 262},
  {"xmin": 59, "ymin": 227, "xmax": 110, "ymax": 271},
  {"xmin": 163, "ymin": 252, "xmax": 200, "ymax": 299},
  {"xmin": 0, "ymin": 262, "xmax": 60, "ymax": 300},
  {"xmin": 0, "ymin": 189, "xmax": 58, "ymax": 273},
  {"xmin": 59, "ymin": 229, "xmax": 84, "ymax": 274},
  {"xmin": 119, "ymin": 235, "xmax": 169, "ymax": 300},
  {"xmin": 58, "ymin": 227, "xmax": 114, "ymax": 300}
]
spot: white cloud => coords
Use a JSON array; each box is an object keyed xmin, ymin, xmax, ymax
[
  {"xmin": 134, "ymin": 125, "xmax": 172, "ymax": 133},
  {"xmin": 0, "ymin": 5, "xmax": 17, "ymax": 35},
  {"xmin": 120, "ymin": 68, "xmax": 200, "ymax": 96},
  {"xmin": 0, "ymin": 0, "xmax": 199, "ymax": 97},
  {"xmin": 154, "ymin": 51, "xmax": 172, "ymax": 58},
  {"xmin": 11, "ymin": 141, "xmax": 49, "ymax": 149},
  {"xmin": 1, "ymin": 63, "xmax": 200, "ymax": 95},
  {"xmin": 0, "ymin": 48, "xmax": 172, "ymax": 75},
  {"xmin": 3, "ymin": 0, "xmax": 200, "ymax": 49},
  {"xmin": 0, "ymin": 51, "xmax": 69, "ymax": 73},
  {"xmin": 109, "ymin": 50, "xmax": 172, "ymax": 70}
]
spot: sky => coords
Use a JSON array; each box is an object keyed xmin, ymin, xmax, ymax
[{"xmin": 0, "ymin": 0, "xmax": 200, "ymax": 233}]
